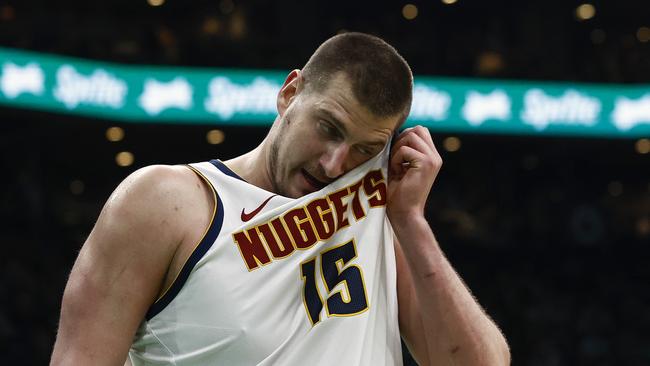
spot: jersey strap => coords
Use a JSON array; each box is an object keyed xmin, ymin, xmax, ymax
[
  {"xmin": 210, "ymin": 159, "xmax": 246, "ymax": 182},
  {"xmin": 145, "ymin": 164, "xmax": 225, "ymax": 320}
]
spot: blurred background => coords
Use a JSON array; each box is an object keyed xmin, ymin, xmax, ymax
[{"xmin": 1, "ymin": 0, "xmax": 649, "ymax": 365}]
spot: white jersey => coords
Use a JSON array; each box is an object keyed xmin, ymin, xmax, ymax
[{"xmin": 129, "ymin": 145, "xmax": 402, "ymax": 366}]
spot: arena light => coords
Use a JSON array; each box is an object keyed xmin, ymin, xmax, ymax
[
  {"xmin": 443, "ymin": 136, "xmax": 461, "ymax": 152},
  {"xmin": 116, "ymin": 151, "xmax": 135, "ymax": 167},
  {"xmin": 202, "ymin": 17, "xmax": 221, "ymax": 36},
  {"xmin": 106, "ymin": 126, "xmax": 124, "ymax": 142},
  {"xmin": 637, "ymin": 217, "xmax": 650, "ymax": 237},
  {"xmin": 636, "ymin": 138, "xmax": 650, "ymax": 154},
  {"xmin": 147, "ymin": 0, "xmax": 165, "ymax": 7},
  {"xmin": 402, "ymin": 4, "xmax": 418, "ymax": 20},
  {"xmin": 206, "ymin": 129, "xmax": 225, "ymax": 144},
  {"xmin": 442, "ymin": 0, "xmax": 457, "ymax": 4},
  {"xmin": 576, "ymin": 4, "xmax": 596, "ymax": 21},
  {"xmin": 230, "ymin": 13, "xmax": 247, "ymax": 39},
  {"xmin": 476, "ymin": 51, "xmax": 504, "ymax": 75},
  {"xmin": 69, "ymin": 180, "xmax": 85, "ymax": 195},
  {"xmin": 1, "ymin": 5, "xmax": 15, "ymax": 21},
  {"xmin": 636, "ymin": 27, "xmax": 650, "ymax": 43}
]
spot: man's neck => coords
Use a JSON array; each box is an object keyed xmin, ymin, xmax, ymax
[{"xmin": 222, "ymin": 141, "xmax": 274, "ymax": 192}]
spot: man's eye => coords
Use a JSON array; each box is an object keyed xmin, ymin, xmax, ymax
[
  {"xmin": 319, "ymin": 121, "xmax": 337, "ymax": 136},
  {"xmin": 356, "ymin": 146, "xmax": 374, "ymax": 156}
]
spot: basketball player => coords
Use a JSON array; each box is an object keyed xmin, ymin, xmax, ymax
[{"xmin": 51, "ymin": 33, "xmax": 510, "ymax": 365}]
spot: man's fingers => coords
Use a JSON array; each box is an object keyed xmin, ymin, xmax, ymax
[
  {"xmin": 404, "ymin": 126, "xmax": 442, "ymax": 163},
  {"xmin": 400, "ymin": 125, "xmax": 435, "ymax": 152},
  {"xmin": 391, "ymin": 126, "xmax": 443, "ymax": 177},
  {"xmin": 395, "ymin": 132, "xmax": 431, "ymax": 154},
  {"xmin": 410, "ymin": 126, "xmax": 435, "ymax": 149},
  {"xmin": 391, "ymin": 128, "xmax": 433, "ymax": 158},
  {"xmin": 390, "ymin": 145, "xmax": 425, "ymax": 175}
]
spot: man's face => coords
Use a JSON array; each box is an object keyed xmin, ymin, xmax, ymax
[{"xmin": 269, "ymin": 72, "xmax": 400, "ymax": 198}]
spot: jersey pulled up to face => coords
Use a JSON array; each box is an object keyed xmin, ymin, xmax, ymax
[{"xmin": 129, "ymin": 144, "xmax": 402, "ymax": 366}]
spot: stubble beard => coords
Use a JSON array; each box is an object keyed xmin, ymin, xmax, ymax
[{"xmin": 267, "ymin": 121, "xmax": 290, "ymax": 197}]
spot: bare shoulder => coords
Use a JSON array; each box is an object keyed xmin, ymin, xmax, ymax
[
  {"xmin": 78, "ymin": 163, "xmax": 214, "ymax": 294},
  {"xmin": 104, "ymin": 164, "xmax": 211, "ymax": 236},
  {"xmin": 50, "ymin": 164, "xmax": 212, "ymax": 364},
  {"xmin": 76, "ymin": 164, "xmax": 207, "ymax": 276},
  {"xmin": 109, "ymin": 164, "xmax": 205, "ymax": 216}
]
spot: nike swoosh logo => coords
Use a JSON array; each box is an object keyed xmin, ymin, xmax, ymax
[{"xmin": 241, "ymin": 195, "xmax": 278, "ymax": 222}]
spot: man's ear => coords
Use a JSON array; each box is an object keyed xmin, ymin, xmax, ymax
[{"xmin": 277, "ymin": 69, "xmax": 303, "ymax": 117}]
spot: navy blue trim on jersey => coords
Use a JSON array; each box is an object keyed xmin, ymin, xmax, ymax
[
  {"xmin": 145, "ymin": 168, "xmax": 225, "ymax": 321},
  {"xmin": 210, "ymin": 159, "xmax": 246, "ymax": 182}
]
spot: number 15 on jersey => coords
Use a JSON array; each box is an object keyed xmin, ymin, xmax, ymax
[{"xmin": 300, "ymin": 239, "xmax": 369, "ymax": 326}]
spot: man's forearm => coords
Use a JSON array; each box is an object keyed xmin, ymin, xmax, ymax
[{"xmin": 393, "ymin": 214, "xmax": 510, "ymax": 366}]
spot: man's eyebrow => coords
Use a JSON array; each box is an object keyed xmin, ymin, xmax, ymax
[
  {"xmin": 317, "ymin": 108, "xmax": 388, "ymax": 146},
  {"xmin": 364, "ymin": 140, "xmax": 386, "ymax": 147}
]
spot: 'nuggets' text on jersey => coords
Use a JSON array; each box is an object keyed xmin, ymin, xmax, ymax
[{"xmin": 233, "ymin": 169, "xmax": 387, "ymax": 271}]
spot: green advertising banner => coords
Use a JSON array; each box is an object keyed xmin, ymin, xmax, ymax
[{"xmin": 1, "ymin": 47, "xmax": 649, "ymax": 138}]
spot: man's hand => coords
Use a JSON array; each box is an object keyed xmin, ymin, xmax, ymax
[
  {"xmin": 387, "ymin": 126, "xmax": 510, "ymax": 365},
  {"xmin": 388, "ymin": 125, "xmax": 442, "ymax": 221}
]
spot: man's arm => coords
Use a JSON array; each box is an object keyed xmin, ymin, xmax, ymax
[
  {"xmin": 388, "ymin": 126, "xmax": 510, "ymax": 366},
  {"xmin": 50, "ymin": 165, "xmax": 210, "ymax": 365}
]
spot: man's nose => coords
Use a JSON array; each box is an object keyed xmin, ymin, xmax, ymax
[{"xmin": 319, "ymin": 143, "xmax": 350, "ymax": 179}]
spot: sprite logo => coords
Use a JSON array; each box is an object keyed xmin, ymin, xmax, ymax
[
  {"xmin": 410, "ymin": 84, "xmax": 451, "ymax": 121},
  {"xmin": 204, "ymin": 76, "xmax": 278, "ymax": 120},
  {"xmin": 53, "ymin": 65, "xmax": 127, "ymax": 109},
  {"xmin": 0, "ymin": 62, "xmax": 45, "ymax": 99},
  {"xmin": 138, "ymin": 77, "xmax": 193, "ymax": 115},
  {"xmin": 461, "ymin": 89, "xmax": 511, "ymax": 126},
  {"xmin": 521, "ymin": 89, "xmax": 601, "ymax": 131},
  {"xmin": 611, "ymin": 94, "xmax": 650, "ymax": 131}
]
